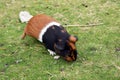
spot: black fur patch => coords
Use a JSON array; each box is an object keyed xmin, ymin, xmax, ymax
[{"xmin": 43, "ymin": 25, "xmax": 70, "ymax": 52}]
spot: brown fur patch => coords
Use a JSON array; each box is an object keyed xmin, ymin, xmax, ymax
[
  {"xmin": 69, "ymin": 36, "xmax": 77, "ymax": 43},
  {"xmin": 61, "ymin": 30, "xmax": 66, "ymax": 33},
  {"xmin": 71, "ymin": 52, "xmax": 75, "ymax": 60},
  {"xmin": 58, "ymin": 39, "xmax": 62, "ymax": 42},
  {"xmin": 52, "ymin": 26, "xmax": 55, "ymax": 29},
  {"xmin": 68, "ymin": 42, "xmax": 76, "ymax": 50},
  {"xmin": 22, "ymin": 14, "xmax": 57, "ymax": 39},
  {"xmin": 65, "ymin": 56, "xmax": 73, "ymax": 61}
]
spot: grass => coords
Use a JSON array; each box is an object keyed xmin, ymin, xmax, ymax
[{"xmin": 0, "ymin": 0, "xmax": 120, "ymax": 80}]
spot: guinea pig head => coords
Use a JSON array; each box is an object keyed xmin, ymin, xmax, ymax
[{"xmin": 54, "ymin": 36, "xmax": 78, "ymax": 62}]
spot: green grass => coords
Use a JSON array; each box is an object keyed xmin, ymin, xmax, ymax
[{"xmin": 0, "ymin": 0, "xmax": 120, "ymax": 80}]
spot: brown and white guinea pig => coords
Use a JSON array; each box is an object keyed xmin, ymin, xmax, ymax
[{"xmin": 20, "ymin": 12, "xmax": 78, "ymax": 61}]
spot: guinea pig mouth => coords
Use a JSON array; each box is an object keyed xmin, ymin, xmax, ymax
[
  {"xmin": 64, "ymin": 50, "xmax": 77, "ymax": 62},
  {"xmin": 64, "ymin": 55, "xmax": 76, "ymax": 62},
  {"xmin": 54, "ymin": 46, "xmax": 77, "ymax": 61}
]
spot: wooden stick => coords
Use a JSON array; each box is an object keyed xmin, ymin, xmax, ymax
[{"xmin": 64, "ymin": 23, "xmax": 104, "ymax": 27}]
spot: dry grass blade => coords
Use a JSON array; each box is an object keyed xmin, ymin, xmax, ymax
[
  {"xmin": 64, "ymin": 23, "xmax": 104, "ymax": 27},
  {"xmin": 114, "ymin": 64, "xmax": 120, "ymax": 70}
]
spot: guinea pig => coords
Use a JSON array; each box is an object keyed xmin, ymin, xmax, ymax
[{"xmin": 21, "ymin": 14, "xmax": 78, "ymax": 61}]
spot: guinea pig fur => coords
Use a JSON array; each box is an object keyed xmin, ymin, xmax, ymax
[{"xmin": 21, "ymin": 14, "xmax": 78, "ymax": 61}]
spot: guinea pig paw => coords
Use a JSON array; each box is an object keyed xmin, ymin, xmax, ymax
[
  {"xmin": 54, "ymin": 56, "xmax": 60, "ymax": 60},
  {"xmin": 48, "ymin": 49, "xmax": 56, "ymax": 56}
]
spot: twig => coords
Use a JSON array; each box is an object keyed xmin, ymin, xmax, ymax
[
  {"xmin": 114, "ymin": 64, "xmax": 120, "ymax": 70},
  {"xmin": 64, "ymin": 23, "xmax": 104, "ymax": 27}
]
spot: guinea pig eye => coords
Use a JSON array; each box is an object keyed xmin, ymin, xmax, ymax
[
  {"xmin": 68, "ymin": 54, "xmax": 71, "ymax": 57},
  {"xmin": 54, "ymin": 43, "xmax": 65, "ymax": 51},
  {"xmin": 67, "ymin": 52, "xmax": 71, "ymax": 57}
]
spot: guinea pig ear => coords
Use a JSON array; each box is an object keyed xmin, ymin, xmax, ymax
[
  {"xmin": 69, "ymin": 35, "xmax": 78, "ymax": 43},
  {"xmin": 54, "ymin": 43, "xmax": 65, "ymax": 50}
]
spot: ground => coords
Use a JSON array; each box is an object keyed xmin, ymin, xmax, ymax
[{"xmin": 0, "ymin": 0, "xmax": 120, "ymax": 80}]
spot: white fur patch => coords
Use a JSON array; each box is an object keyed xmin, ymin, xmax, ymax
[
  {"xmin": 54, "ymin": 56, "xmax": 60, "ymax": 59},
  {"xmin": 19, "ymin": 11, "xmax": 33, "ymax": 23},
  {"xmin": 48, "ymin": 49, "xmax": 60, "ymax": 59},
  {"xmin": 38, "ymin": 22, "xmax": 60, "ymax": 42},
  {"xmin": 47, "ymin": 49, "xmax": 56, "ymax": 56}
]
